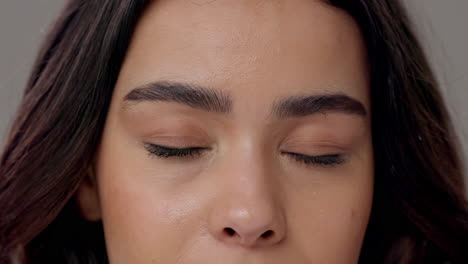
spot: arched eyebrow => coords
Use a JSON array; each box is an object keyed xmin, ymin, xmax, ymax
[
  {"xmin": 123, "ymin": 80, "xmax": 367, "ymax": 119},
  {"xmin": 123, "ymin": 81, "xmax": 232, "ymax": 113},
  {"xmin": 271, "ymin": 93, "xmax": 367, "ymax": 118}
]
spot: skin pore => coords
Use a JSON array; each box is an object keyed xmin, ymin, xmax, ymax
[{"xmin": 76, "ymin": 0, "xmax": 374, "ymax": 263}]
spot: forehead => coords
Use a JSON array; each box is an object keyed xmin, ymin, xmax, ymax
[{"xmin": 114, "ymin": 0, "xmax": 369, "ymax": 108}]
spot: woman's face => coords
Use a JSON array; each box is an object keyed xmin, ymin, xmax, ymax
[{"xmin": 77, "ymin": 0, "xmax": 373, "ymax": 263}]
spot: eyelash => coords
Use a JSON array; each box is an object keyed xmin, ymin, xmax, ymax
[
  {"xmin": 144, "ymin": 144, "xmax": 205, "ymax": 158},
  {"xmin": 144, "ymin": 143, "xmax": 345, "ymax": 167},
  {"xmin": 283, "ymin": 152, "xmax": 345, "ymax": 166}
]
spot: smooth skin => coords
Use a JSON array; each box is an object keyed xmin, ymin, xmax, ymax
[{"xmin": 76, "ymin": 0, "xmax": 374, "ymax": 263}]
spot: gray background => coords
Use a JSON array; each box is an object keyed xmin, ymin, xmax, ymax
[{"xmin": 1, "ymin": 1, "xmax": 467, "ymax": 186}]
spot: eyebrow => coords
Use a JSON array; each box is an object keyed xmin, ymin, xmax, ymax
[
  {"xmin": 271, "ymin": 93, "xmax": 367, "ymax": 119},
  {"xmin": 124, "ymin": 81, "xmax": 232, "ymax": 113},
  {"xmin": 123, "ymin": 81, "xmax": 367, "ymax": 119}
]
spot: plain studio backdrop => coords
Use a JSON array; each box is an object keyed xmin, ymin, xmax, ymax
[{"xmin": 0, "ymin": 1, "xmax": 467, "ymax": 189}]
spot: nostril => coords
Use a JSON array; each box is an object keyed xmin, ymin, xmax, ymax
[
  {"xmin": 224, "ymin": 227, "xmax": 236, "ymax": 236},
  {"xmin": 261, "ymin": 230, "xmax": 274, "ymax": 239},
  {"xmin": 223, "ymin": 228, "xmax": 275, "ymax": 240}
]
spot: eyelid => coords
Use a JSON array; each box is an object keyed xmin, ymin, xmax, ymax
[
  {"xmin": 144, "ymin": 135, "xmax": 211, "ymax": 147},
  {"xmin": 144, "ymin": 143, "xmax": 209, "ymax": 152},
  {"xmin": 146, "ymin": 143, "xmax": 205, "ymax": 149},
  {"xmin": 144, "ymin": 143, "xmax": 206, "ymax": 159},
  {"xmin": 283, "ymin": 152, "xmax": 347, "ymax": 166},
  {"xmin": 279, "ymin": 137, "xmax": 351, "ymax": 158},
  {"xmin": 281, "ymin": 141, "xmax": 348, "ymax": 153}
]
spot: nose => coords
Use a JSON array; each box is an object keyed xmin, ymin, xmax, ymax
[
  {"xmin": 207, "ymin": 154, "xmax": 286, "ymax": 248},
  {"xmin": 211, "ymin": 206, "xmax": 286, "ymax": 248}
]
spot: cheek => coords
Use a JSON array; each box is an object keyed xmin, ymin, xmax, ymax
[
  {"xmin": 97, "ymin": 166, "xmax": 208, "ymax": 263},
  {"xmin": 290, "ymin": 190, "xmax": 373, "ymax": 263},
  {"xmin": 289, "ymin": 158, "xmax": 373, "ymax": 262},
  {"xmin": 95, "ymin": 129, "xmax": 207, "ymax": 263}
]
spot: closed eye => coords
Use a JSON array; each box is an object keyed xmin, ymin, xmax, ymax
[
  {"xmin": 281, "ymin": 152, "xmax": 345, "ymax": 167},
  {"xmin": 144, "ymin": 143, "xmax": 346, "ymax": 167},
  {"xmin": 144, "ymin": 143, "xmax": 205, "ymax": 158}
]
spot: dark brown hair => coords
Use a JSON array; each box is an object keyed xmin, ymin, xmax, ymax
[{"xmin": 1, "ymin": 0, "xmax": 467, "ymax": 263}]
